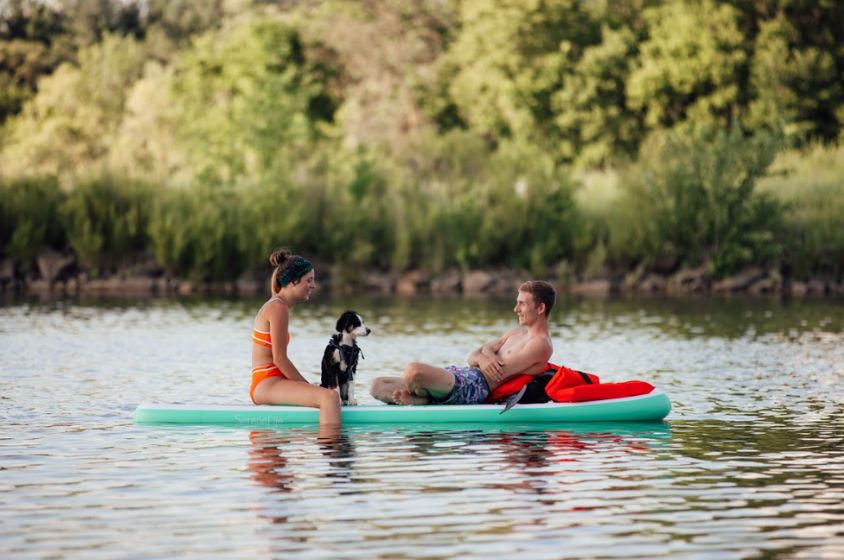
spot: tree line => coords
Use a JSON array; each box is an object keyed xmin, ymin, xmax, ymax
[{"xmin": 1, "ymin": 0, "xmax": 842, "ymax": 284}]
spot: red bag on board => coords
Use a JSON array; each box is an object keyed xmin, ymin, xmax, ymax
[
  {"xmin": 544, "ymin": 365, "xmax": 600, "ymax": 400},
  {"xmin": 550, "ymin": 380, "xmax": 654, "ymax": 403}
]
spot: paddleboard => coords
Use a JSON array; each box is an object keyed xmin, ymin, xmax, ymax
[{"xmin": 134, "ymin": 389, "xmax": 671, "ymax": 426}]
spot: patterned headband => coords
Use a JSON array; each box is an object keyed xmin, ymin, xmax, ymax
[{"xmin": 278, "ymin": 256, "xmax": 314, "ymax": 287}]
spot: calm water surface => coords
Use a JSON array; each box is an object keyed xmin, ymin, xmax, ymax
[{"xmin": 1, "ymin": 294, "xmax": 843, "ymax": 559}]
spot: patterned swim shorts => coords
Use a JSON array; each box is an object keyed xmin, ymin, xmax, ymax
[{"xmin": 432, "ymin": 366, "xmax": 491, "ymax": 405}]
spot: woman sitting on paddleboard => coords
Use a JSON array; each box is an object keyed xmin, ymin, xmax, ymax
[{"xmin": 251, "ymin": 248, "xmax": 341, "ymax": 425}]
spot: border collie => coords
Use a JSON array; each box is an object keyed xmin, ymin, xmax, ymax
[{"xmin": 320, "ymin": 311, "xmax": 370, "ymax": 405}]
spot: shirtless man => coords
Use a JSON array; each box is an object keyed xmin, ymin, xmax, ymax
[{"xmin": 370, "ymin": 281, "xmax": 555, "ymax": 405}]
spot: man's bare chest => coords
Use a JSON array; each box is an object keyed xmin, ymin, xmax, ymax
[{"xmin": 499, "ymin": 335, "xmax": 530, "ymax": 357}]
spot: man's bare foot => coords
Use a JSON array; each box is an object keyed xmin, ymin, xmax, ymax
[{"xmin": 392, "ymin": 388, "xmax": 429, "ymax": 406}]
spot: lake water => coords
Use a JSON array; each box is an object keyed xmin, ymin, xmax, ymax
[{"xmin": 1, "ymin": 294, "xmax": 843, "ymax": 559}]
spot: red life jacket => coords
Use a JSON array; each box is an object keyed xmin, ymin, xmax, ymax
[
  {"xmin": 486, "ymin": 363, "xmax": 558, "ymax": 403},
  {"xmin": 486, "ymin": 363, "xmax": 599, "ymax": 403}
]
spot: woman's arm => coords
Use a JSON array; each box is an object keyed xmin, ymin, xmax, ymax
[{"xmin": 268, "ymin": 303, "xmax": 309, "ymax": 383}]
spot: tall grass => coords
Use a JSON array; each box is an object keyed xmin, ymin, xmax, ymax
[
  {"xmin": 757, "ymin": 143, "xmax": 844, "ymax": 278},
  {"xmin": 148, "ymin": 183, "xmax": 247, "ymax": 281},
  {"xmin": 59, "ymin": 175, "xmax": 152, "ymax": 274},
  {"xmin": 0, "ymin": 176, "xmax": 65, "ymax": 262},
  {"xmin": 1, "ymin": 134, "xmax": 841, "ymax": 284},
  {"xmin": 570, "ymin": 168, "xmax": 624, "ymax": 278},
  {"xmin": 389, "ymin": 133, "xmax": 580, "ymax": 276}
]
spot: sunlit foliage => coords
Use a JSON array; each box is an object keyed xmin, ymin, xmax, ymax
[{"xmin": 0, "ymin": 0, "xmax": 842, "ymax": 282}]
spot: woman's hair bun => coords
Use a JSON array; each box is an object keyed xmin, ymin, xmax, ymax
[{"xmin": 269, "ymin": 248, "xmax": 293, "ymax": 267}]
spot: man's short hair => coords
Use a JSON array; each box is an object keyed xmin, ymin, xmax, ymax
[{"xmin": 519, "ymin": 280, "xmax": 556, "ymax": 317}]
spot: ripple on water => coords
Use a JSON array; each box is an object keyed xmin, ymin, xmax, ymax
[{"xmin": 1, "ymin": 296, "xmax": 844, "ymax": 558}]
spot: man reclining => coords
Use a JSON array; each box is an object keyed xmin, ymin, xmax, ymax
[{"xmin": 370, "ymin": 281, "xmax": 555, "ymax": 405}]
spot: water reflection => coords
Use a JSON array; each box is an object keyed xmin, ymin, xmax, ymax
[
  {"xmin": 248, "ymin": 431, "xmax": 296, "ymax": 494},
  {"xmin": 246, "ymin": 423, "xmax": 672, "ymax": 494},
  {"xmin": 241, "ymin": 423, "xmax": 677, "ymax": 556},
  {"xmin": 248, "ymin": 426, "xmax": 359, "ymax": 494},
  {"xmin": 7, "ymin": 292, "xmax": 840, "ymax": 340}
]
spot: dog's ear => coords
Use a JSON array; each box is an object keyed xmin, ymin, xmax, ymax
[{"xmin": 336, "ymin": 311, "xmax": 357, "ymax": 333}]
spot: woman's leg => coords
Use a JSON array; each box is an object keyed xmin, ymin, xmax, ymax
[{"xmin": 253, "ymin": 378, "xmax": 341, "ymax": 425}]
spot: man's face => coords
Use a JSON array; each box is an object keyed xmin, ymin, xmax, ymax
[{"xmin": 514, "ymin": 290, "xmax": 541, "ymax": 325}]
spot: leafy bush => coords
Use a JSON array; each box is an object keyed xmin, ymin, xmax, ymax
[{"xmin": 610, "ymin": 124, "xmax": 784, "ymax": 275}]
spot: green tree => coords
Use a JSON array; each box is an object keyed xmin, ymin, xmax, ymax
[
  {"xmin": 0, "ymin": 0, "xmax": 66, "ymax": 122},
  {"xmin": 748, "ymin": 14, "xmax": 843, "ymax": 142},
  {"xmin": 148, "ymin": 183, "xmax": 246, "ymax": 281},
  {"xmin": 757, "ymin": 143, "xmax": 844, "ymax": 278},
  {"xmin": 300, "ymin": 0, "xmax": 452, "ymax": 154},
  {"xmin": 727, "ymin": 0, "xmax": 844, "ymax": 141},
  {"xmin": 107, "ymin": 61, "xmax": 186, "ymax": 180},
  {"xmin": 390, "ymin": 132, "xmax": 579, "ymax": 274},
  {"xmin": 142, "ymin": 0, "xmax": 226, "ymax": 41},
  {"xmin": 58, "ymin": 0, "xmax": 144, "ymax": 45},
  {"xmin": 0, "ymin": 33, "xmax": 148, "ymax": 178},
  {"xmin": 166, "ymin": 16, "xmax": 338, "ymax": 183},
  {"xmin": 442, "ymin": 0, "xmax": 600, "ymax": 146},
  {"xmin": 627, "ymin": 0, "xmax": 748, "ymax": 130},
  {"xmin": 553, "ymin": 25, "xmax": 642, "ymax": 166}
]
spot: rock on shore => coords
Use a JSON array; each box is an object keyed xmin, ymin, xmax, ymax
[{"xmin": 1, "ymin": 251, "xmax": 842, "ymax": 299}]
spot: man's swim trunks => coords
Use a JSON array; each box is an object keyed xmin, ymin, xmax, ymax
[{"xmin": 431, "ymin": 366, "xmax": 491, "ymax": 405}]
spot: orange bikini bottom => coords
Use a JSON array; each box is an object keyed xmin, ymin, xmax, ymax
[{"xmin": 250, "ymin": 364, "xmax": 287, "ymax": 404}]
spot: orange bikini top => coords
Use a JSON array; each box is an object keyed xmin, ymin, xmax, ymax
[{"xmin": 252, "ymin": 328, "xmax": 291, "ymax": 349}]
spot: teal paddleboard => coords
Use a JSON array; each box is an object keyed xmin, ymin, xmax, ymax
[{"xmin": 134, "ymin": 390, "xmax": 671, "ymax": 426}]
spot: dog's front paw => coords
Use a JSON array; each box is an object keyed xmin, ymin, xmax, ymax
[{"xmin": 345, "ymin": 398, "xmax": 358, "ymax": 406}]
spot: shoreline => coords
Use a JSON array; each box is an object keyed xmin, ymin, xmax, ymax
[{"xmin": 1, "ymin": 251, "xmax": 841, "ymax": 300}]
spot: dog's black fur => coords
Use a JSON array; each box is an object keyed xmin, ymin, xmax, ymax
[{"xmin": 320, "ymin": 311, "xmax": 370, "ymax": 405}]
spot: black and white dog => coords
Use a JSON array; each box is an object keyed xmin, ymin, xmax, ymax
[{"xmin": 320, "ymin": 311, "xmax": 370, "ymax": 405}]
